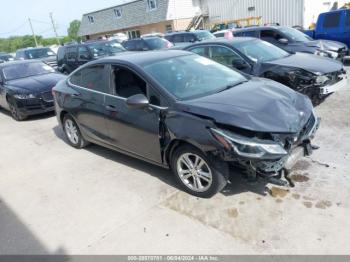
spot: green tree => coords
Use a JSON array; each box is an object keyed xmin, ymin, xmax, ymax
[{"xmin": 67, "ymin": 20, "xmax": 82, "ymax": 41}]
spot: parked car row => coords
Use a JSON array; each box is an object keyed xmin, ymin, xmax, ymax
[
  {"xmin": 0, "ymin": 25, "xmax": 346, "ymax": 198},
  {"xmin": 180, "ymin": 37, "xmax": 347, "ymax": 105}
]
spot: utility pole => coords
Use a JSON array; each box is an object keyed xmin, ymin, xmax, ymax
[
  {"xmin": 28, "ymin": 18, "xmax": 38, "ymax": 47},
  {"xmin": 49, "ymin": 12, "xmax": 60, "ymax": 45}
]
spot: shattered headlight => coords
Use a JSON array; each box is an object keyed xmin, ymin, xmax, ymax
[
  {"xmin": 211, "ymin": 128, "xmax": 288, "ymax": 159},
  {"xmin": 13, "ymin": 94, "xmax": 36, "ymax": 99},
  {"xmin": 315, "ymin": 75, "xmax": 330, "ymax": 85}
]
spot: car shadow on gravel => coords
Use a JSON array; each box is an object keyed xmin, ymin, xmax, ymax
[{"xmin": 52, "ymin": 125, "xmax": 269, "ymax": 197}]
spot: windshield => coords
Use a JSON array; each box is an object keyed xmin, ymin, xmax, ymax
[
  {"xmin": 3, "ymin": 62, "xmax": 55, "ymax": 81},
  {"xmin": 144, "ymin": 38, "xmax": 171, "ymax": 50},
  {"xmin": 234, "ymin": 39, "xmax": 290, "ymax": 62},
  {"xmin": 144, "ymin": 54, "xmax": 247, "ymax": 100},
  {"xmin": 279, "ymin": 27, "xmax": 312, "ymax": 42},
  {"xmin": 194, "ymin": 31, "xmax": 215, "ymax": 41},
  {"xmin": 24, "ymin": 48, "xmax": 55, "ymax": 59},
  {"xmin": 87, "ymin": 41, "xmax": 126, "ymax": 57}
]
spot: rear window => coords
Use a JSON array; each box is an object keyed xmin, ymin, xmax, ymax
[
  {"xmin": 24, "ymin": 48, "xmax": 55, "ymax": 59},
  {"xmin": 323, "ymin": 13, "xmax": 341, "ymax": 28},
  {"xmin": 194, "ymin": 31, "xmax": 215, "ymax": 41},
  {"xmin": 144, "ymin": 38, "xmax": 171, "ymax": 50}
]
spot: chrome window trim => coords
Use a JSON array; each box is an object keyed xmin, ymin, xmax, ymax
[{"xmin": 67, "ymin": 78, "xmax": 168, "ymax": 110}]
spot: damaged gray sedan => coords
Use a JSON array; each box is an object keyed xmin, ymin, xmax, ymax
[{"xmin": 53, "ymin": 50, "xmax": 319, "ymax": 198}]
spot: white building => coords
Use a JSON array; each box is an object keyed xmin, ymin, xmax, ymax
[{"xmin": 203, "ymin": 0, "xmax": 348, "ymax": 28}]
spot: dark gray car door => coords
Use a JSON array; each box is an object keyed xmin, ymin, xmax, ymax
[{"xmin": 104, "ymin": 65, "xmax": 163, "ymax": 164}]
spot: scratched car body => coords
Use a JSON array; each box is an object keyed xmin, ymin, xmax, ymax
[{"xmin": 53, "ymin": 50, "xmax": 319, "ymax": 198}]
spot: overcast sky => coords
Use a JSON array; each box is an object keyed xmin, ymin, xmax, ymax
[{"xmin": 0, "ymin": 0, "xmax": 131, "ymax": 38}]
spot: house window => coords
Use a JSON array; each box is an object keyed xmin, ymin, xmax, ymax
[
  {"xmin": 114, "ymin": 8, "xmax": 122, "ymax": 19},
  {"xmin": 165, "ymin": 24, "xmax": 172, "ymax": 32},
  {"xmin": 88, "ymin": 16, "xmax": 95, "ymax": 24},
  {"xmin": 127, "ymin": 30, "xmax": 141, "ymax": 39},
  {"xmin": 248, "ymin": 6, "xmax": 255, "ymax": 11},
  {"xmin": 147, "ymin": 0, "xmax": 157, "ymax": 11}
]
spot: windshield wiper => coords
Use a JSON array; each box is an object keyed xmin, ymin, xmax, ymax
[{"xmin": 217, "ymin": 81, "xmax": 247, "ymax": 93}]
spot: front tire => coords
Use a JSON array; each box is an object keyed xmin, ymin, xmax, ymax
[
  {"xmin": 62, "ymin": 115, "xmax": 89, "ymax": 149},
  {"xmin": 8, "ymin": 97, "xmax": 26, "ymax": 121},
  {"xmin": 171, "ymin": 145, "xmax": 228, "ymax": 198}
]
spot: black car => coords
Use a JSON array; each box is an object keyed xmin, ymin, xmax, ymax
[
  {"xmin": 233, "ymin": 26, "xmax": 348, "ymax": 61},
  {"xmin": 57, "ymin": 40, "xmax": 126, "ymax": 74},
  {"xmin": 53, "ymin": 51, "xmax": 319, "ymax": 198},
  {"xmin": 183, "ymin": 38, "xmax": 347, "ymax": 105},
  {"xmin": 15, "ymin": 47, "xmax": 58, "ymax": 69},
  {"xmin": 0, "ymin": 53, "xmax": 14, "ymax": 62},
  {"xmin": 0, "ymin": 60, "xmax": 66, "ymax": 120},
  {"xmin": 122, "ymin": 37, "xmax": 173, "ymax": 51},
  {"xmin": 165, "ymin": 30, "xmax": 215, "ymax": 46}
]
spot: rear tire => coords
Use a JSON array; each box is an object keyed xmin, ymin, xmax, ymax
[
  {"xmin": 171, "ymin": 145, "xmax": 228, "ymax": 198},
  {"xmin": 8, "ymin": 97, "xmax": 26, "ymax": 121},
  {"xmin": 62, "ymin": 115, "xmax": 89, "ymax": 149}
]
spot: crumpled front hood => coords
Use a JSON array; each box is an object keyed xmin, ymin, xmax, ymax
[
  {"xmin": 177, "ymin": 78, "xmax": 313, "ymax": 134},
  {"xmin": 306, "ymin": 39, "xmax": 347, "ymax": 52},
  {"xmin": 266, "ymin": 52, "xmax": 343, "ymax": 74},
  {"xmin": 7, "ymin": 73, "xmax": 66, "ymax": 93}
]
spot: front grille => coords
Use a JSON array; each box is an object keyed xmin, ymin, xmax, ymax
[
  {"xmin": 338, "ymin": 47, "xmax": 348, "ymax": 58},
  {"xmin": 303, "ymin": 114, "xmax": 316, "ymax": 136},
  {"xmin": 41, "ymin": 91, "xmax": 53, "ymax": 102}
]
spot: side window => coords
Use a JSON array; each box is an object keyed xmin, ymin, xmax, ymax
[
  {"xmin": 214, "ymin": 33, "xmax": 225, "ymax": 38},
  {"xmin": 78, "ymin": 46, "xmax": 90, "ymax": 60},
  {"xmin": 189, "ymin": 46, "xmax": 207, "ymax": 57},
  {"xmin": 346, "ymin": 11, "xmax": 350, "ymax": 26},
  {"xmin": 164, "ymin": 35, "xmax": 173, "ymax": 42},
  {"xmin": 209, "ymin": 46, "xmax": 242, "ymax": 67},
  {"xmin": 113, "ymin": 67, "xmax": 147, "ymax": 98},
  {"xmin": 66, "ymin": 47, "xmax": 77, "ymax": 62},
  {"xmin": 172, "ymin": 34, "xmax": 184, "ymax": 43},
  {"xmin": 70, "ymin": 65, "xmax": 109, "ymax": 93},
  {"xmin": 123, "ymin": 41, "xmax": 136, "ymax": 51},
  {"xmin": 135, "ymin": 40, "xmax": 145, "ymax": 51},
  {"xmin": 243, "ymin": 31, "xmax": 258, "ymax": 37},
  {"xmin": 323, "ymin": 13, "xmax": 341, "ymax": 28},
  {"xmin": 184, "ymin": 34, "xmax": 196, "ymax": 42},
  {"xmin": 261, "ymin": 30, "xmax": 283, "ymax": 41}
]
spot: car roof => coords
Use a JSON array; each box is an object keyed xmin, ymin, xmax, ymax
[
  {"xmin": 165, "ymin": 30, "xmax": 209, "ymax": 36},
  {"xmin": 17, "ymin": 47, "xmax": 51, "ymax": 52},
  {"xmin": 0, "ymin": 59, "xmax": 43, "ymax": 69},
  {"xmin": 89, "ymin": 50, "xmax": 192, "ymax": 67},
  {"xmin": 234, "ymin": 26, "xmax": 286, "ymax": 33},
  {"xmin": 184, "ymin": 37, "xmax": 257, "ymax": 47}
]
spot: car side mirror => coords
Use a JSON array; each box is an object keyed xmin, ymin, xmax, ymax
[
  {"xmin": 232, "ymin": 59, "xmax": 249, "ymax": 70},
  {"xmin": 278, "ymin": 38, "xmax": 289, "ymax": 45},
  {"xmin": 126, "ymin": 94, "xmax": 149, "ymax": 109}
]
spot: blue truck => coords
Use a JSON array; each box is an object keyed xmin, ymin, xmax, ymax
[{"xmin": 305, "ymin": 8, "xmax": 350, "ymax": 51}]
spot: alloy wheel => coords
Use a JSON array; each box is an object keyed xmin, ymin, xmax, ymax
[
  {"xmin": 64, "ymin": 119, "xmax": 79, "ymax": 145},
  {"xmin": 176, "ymin": 153, "xmax": 213, "ymax": 192}
]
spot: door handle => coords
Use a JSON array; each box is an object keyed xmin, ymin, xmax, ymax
[{"xmin": 105, "ymin": 105, "xmax": 118, "ymax": 112}]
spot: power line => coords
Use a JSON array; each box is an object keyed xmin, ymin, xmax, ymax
[
  {"xmin": 30, "ymin": 18, "xmax": 51, "ymax": 25},
  {"xmin": 0, "ymin": 21, "xmax": 28, "ymax": 36}
]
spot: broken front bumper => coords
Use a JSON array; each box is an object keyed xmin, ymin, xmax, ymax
[
  {"xmin": 320, "ymin": 74, "xmax": 348, "ymax": 95},
  {"xmin": 254, "ymin": 115, "xmax": 320, "ymax": 174}
]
